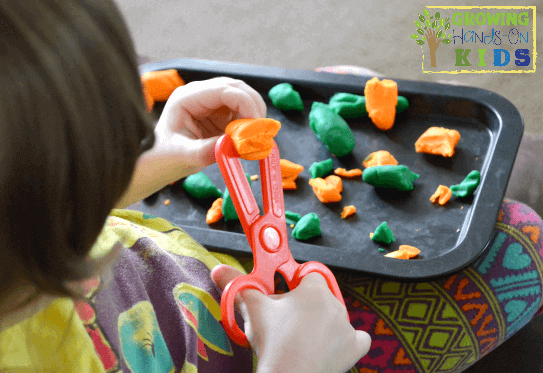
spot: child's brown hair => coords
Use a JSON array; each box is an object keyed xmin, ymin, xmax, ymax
[{"xmin": 0, "ymin": 0, "xmax": 155, "ymax": 310}]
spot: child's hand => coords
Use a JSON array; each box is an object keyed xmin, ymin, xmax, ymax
[
  {"xmin": 211, "ymin": 264, "xmax": 371, "ymax": 373},
  {"xmin": 155, "ymin": 77, "xmax": 267, "ymax": 176}
]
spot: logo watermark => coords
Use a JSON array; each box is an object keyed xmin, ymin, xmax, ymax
[{"xmin": 412, "ymin": 6, "xmax": 536, "ymax": 73}]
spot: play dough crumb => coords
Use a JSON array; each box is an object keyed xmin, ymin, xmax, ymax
[
  {"xmin": 370, "ymin": 222, "xmax": 396, "ymax": 244},
  {"xmin": 309, "ymin": 175, "xmax": 343, "ymax": 203},
  {"xmin": 364, "ymin": 77, "xmax": 398, "ymax": 130},
  {"xmin": 141, "ymin": 69, "xmax": 185, "ymax": 108},
  {"xmin": 341, "ymin": 205, "xmax": 356, "ymax": 218},
  {"xmin": 280, "ymin": 159, "xmax": 304, "ymax": 190},
  {"xmin": 334, "ymin": 168, "xmax": 363, "ymax": 178},
  {"xmin": 164, "ymin": 199, "xmax": 170, "ymax": 206},
  {"xmin": 250, "ymin": 175, "xmax": 259, "ymax": 181},
  {"xmin": 430, "ymin": 185, "xmax": 452, "ymax": 205},
  {"xmin": 309, "ymin": 158, "xmax": 334, "ymax": 179},
  {"xmin": 415, "ymin": 127, "xmax": 461, "ymax": 157},
  {"xmin": 363, "ymin": 150, "xmax": 398, "ymax": 168},
  {"xmin": 225, "ymin": 118, "xmax": 281, "ymax": 160},
  {"xmin": 206, "ymin": 198, "xmax": 224, "ymax": 224},
  {"xmin": 292, "ymin": 213, "xmax": 322, "ymax": 240},
  {"xmin": 290, "ymin": 224, "xmax": 295, "ymax": 228},
  {"xmin": 268, "ymin": 83, "xmax": 304, "ymax": 111}
]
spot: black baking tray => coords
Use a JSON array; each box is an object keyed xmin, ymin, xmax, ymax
[{"xmin": 131, "ymin": 58, "xmax": 523, "ymax": 280}]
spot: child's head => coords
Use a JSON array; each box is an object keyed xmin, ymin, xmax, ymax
[{"xmin": 0, "ymin": 0, "xmax": 154, "ymax": 312}]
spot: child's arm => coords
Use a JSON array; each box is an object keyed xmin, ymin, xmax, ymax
[
  {"xmin": 211, "ymin": 265, "xmax": 371, "ymax": 373},
  {"xmin": 115, "ymin": 77, "xmax": 266, "ymax": 209}
]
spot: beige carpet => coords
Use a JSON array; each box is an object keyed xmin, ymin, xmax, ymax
[{"xmin": 116, "ymin": 0, "xmax": 542, "ymax": 134}]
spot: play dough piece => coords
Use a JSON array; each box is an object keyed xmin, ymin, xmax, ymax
[
  {"xmin": 292, "ymin": 213, "xmax": 322, "ymax": 240},
  {"xmin": 370, "ymin": 222, "xmax": 396, "ymax": 244},
  {"xmin": 285, "ymin": 210, "xmax": 302, "ymax": 226},
  {"xmin": 308, "ymin": 102, "xmax": 356, "ymax": 157},
  {"xmin": 341, "ymin": 205, "xmax": 356, "ymax": 218},
  {"xmin": 362, "ymin": 150, "xmax": 398, "ymax": 168},
  {"xmin": 430, "ymin": 185, "xmax": 452, "ymax": 205},
  {"xmin": 309, "ymin": 158, "xmax": 334, "ymax": 179},
  {"xmin": 268, "ymin": 83, "xmax": 304, "ymax": 111},
  {"xmin": 206, "ymin": 198, "xmax": 224, "ymax": 224},
  {"xmin": 384, "ymin": 250, "xmax": 410, "ymax": 259},
  {"xmin": 328, "ymin": 93, "xmax": 367, "ymax": 118},
  {"xmin": 182, "ymin": 172, "xmax": 222, "ymax": 199},
  {"xmin": 364, "ymin": 77, "xmax": 398, "ymax": 130},
  {"xmin": 363, "ymin": 165, "xmax": 420, "ymax": 191},
  {"xmin": 141, "ymin": 69, "xmax": 185, "ymax": 105},
  {"xmin": 222, "ymin": 173, "xmax": 252, "ymax": 221},
  {"xmin": 450, "ymin": 170, "xmax": 481, "ymax": 197},
  {"xmin": 334, "ymin": 168, "xmax": 363, "ymax": 178},
  {"xmin": 309, "ymin": 175, "xmax": 343, "ymax": 203},
  {"xmin": 225, "ymin": 118, "xmax": 281, "ymax": 160},
  {"xmin": 415, "ymin": 127, "xmax": 461, "ymax": 157},
  {"xmin": 280, "ymin": 159, "xmax": 304, "ymax": 190},
  {"xmin": 397, "ymin": 96, "xmax": 410, "ymax": 113}
]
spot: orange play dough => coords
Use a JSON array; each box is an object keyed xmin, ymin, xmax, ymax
[
  {"xmin": 415, "ymin": 127, "xmax": 461, "ymax": 157},
  {"xmin": 362, "ymin": 150, "xmax": 398, "ymax": 168},
  {"xmin": 364, "ymin": 77, "xmax": 398, "ymax": 130},
  {"xmin": 225, "ymin": 118, "xmax": 281, "ymax": 160},
  {"xmin": 430, "ymin": 185, "xmax": 452, "ymax": 205},
  {"xmin": 280, "ymin": 159, "xmax": 304, "ymax": 189},
  {"xmin": 309, "ymin": 175, "xmax": 343, "ymax": 203},
  {"xmin": 141, "ymin": 69, "xmax": 185, "ymax": 108}
]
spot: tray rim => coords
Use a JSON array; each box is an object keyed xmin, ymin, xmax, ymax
[{"xmin": 137, "ymin": 58, "xmax": 524, "ymax": 280}]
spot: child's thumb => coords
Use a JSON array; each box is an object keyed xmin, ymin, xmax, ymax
[{"xmin": 210, "ymin": 264, "xmax": 245, "ymax": 290}]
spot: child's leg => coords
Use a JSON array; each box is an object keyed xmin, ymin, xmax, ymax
[{"xmin": 338, "ymin": 200, "xmax": 543, "ymax": 373}]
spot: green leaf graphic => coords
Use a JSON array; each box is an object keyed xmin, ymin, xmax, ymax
[
  {"xmin": 416, "ymin": 40, "xmax": 425, "ymax": 45},
  {"xmin": 419, "ymin": 14, "xmax": 425, "ymax": 22},
  {"xmin": 440, "ymin": 18, "xmax": 444, "ymax": 27},
  {"xmin": 441, "ymin": 33, "xmax": 446, "ymax": 38},
  {"xmin": 423, "ymin": 9, "xmax": 430, "ymax": 17},
  {"xmin": 426, "ymin": 19, "xmax": 431, "ymax": 28},
  {"xmin": 445, "ymin": 17, "xmax": 449, "ymax": 22},
  {"xmin": 410, "ymin": 34, "xmax": 420, "ymax": 39},
  {"xmin": 437, "ymin": 30, "xmax": 443, "ymax": 38},
  {"xmin": 430, "ymin": 16, "xmax": 433, "ymax": 20},
  {"xmin": 424, "ymin": 26, "xmax": 427, "ymax": 30},
  {"xmin": 415, "ymin": 21, "xmax": 422, "ymax": 27},
  {"xmin": 422, "ymin": 37, "xmax": 426, "ymax": 40},
  {"xmin": 432, "ymin": 20, "xmax": 437, "ymax": 28},
  {"xmin": 443, "ymin": 39, "xmax": 451, "ymax": 44},
  {"xmin": 447, "ymin": 33, "xmax": 452, "ymax": 38},
  {"xmin": 417, "ymin": 28, "xmax": 424, "ymax": 35},
  {"xmin": 445, "ymin": 22, "xmax": 450, "ymax": 30},
  {"xmin": 435, "ymin": 12, "xmax": 441, "ymax": 20}
]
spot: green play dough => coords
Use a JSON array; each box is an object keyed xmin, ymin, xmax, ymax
[
  {"xmin": 285, "ymin": 210, "xmax": 302, "ymax": 226},
  {"xmin": 363, "ymin": 165, "xmax": 420, "ymax": 191},
  {"xmin": 328, "ymin": 93, "xmax": 367, "ymax": 118},
  {"xmin": 308, "ymin": 158, "xmax": 333, "ymax": 179},
  {"xmin": 397, "ymin": 96, "xmax": 409, "ymax": 113},
  {"xmin": 182, "ymin": 172, "xmax": 222, "ymax": 199},
  {"xmin": 371, "ymin": 222, "xmax": 396, "ymax": 244},
  {"xmin": 268, "ymin": 83, "xmax": 304, "ymax": 111},
  {"xmin": 308, "ymin": 102, "xmax": 356, "ymax": 157},
  {"xmin": 450, "ymin": 170, "xmax": 481, "ymax": 197},
  {"xmin": 222, "ymin": 173, "xmax": 252, "ymax": 221},
  {"xmin": 292, "ymin": 213, "xmax": 321, "ymax": 240}
]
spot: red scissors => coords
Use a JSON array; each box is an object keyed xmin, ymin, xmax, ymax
[{"xmin": 214, "ymin": 134, "xmax": 348, "ymax": 348}]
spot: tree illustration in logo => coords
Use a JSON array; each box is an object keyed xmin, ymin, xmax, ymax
[{"xmin": 411, "ymin": 10, "xmax": 452, "ymax": 68}]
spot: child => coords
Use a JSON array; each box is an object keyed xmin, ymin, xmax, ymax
[{"xmin": 0, "ymin": 1, "xmax": 370, "ymax": 372}]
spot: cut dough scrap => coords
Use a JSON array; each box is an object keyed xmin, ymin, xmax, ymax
[{"xmin": 415, "ymin": 127, "xmax": 461, "ymax": 157}]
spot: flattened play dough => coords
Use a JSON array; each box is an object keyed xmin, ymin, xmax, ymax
[
  {"xmin": 182, "ymin": 172, "xmax": 222, "ymax": 199},
  {"xmin": 309, "ymin": 158, "xmax": 334, "ymax": 179},
  {"xmin": 328, "ymin": 93, "xmax": 367, "ymax": 118},
  {"xmin": 268, "ymin": 83, "xmax": 304, "ymax": 111},
  {"xmin": 363, "ymin": 165, "xmax": 420, "ymax": 191},
  {"xmin": 370, "ymin": 222, "xmax": 396, "ymax": 244},
  {"xmin": 450, "ymin": 170, "xmax": 481, "ymax": 197},
  {"xmin": 308, "ymin": 102, "xmax": 356, "ymax": 157},
  {"xmin": 292, "ymin": 213, "xmax": 322, "ymax": 240}
]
